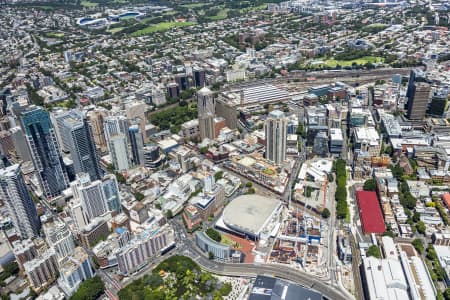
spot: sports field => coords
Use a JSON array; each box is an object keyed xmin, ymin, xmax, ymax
[
  {"xmin": 312, "ymin": 56, "xmax": 384, "ymax": 68},
  {"xmin": 80, "ymin": 0, "xmax": 98, "ymax": 7},
  {"xmin": 131, "ymin": 22, "xmax": 195, "ymax": 36}
]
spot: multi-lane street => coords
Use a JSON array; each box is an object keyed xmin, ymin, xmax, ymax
[{"xmin": 117, "ymin": 213, "xmax": 353, "ymax": 300}]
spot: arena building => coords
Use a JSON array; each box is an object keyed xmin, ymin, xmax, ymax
[{"xmin": 216, "ymin": 195, "xmax": 282, "ymax": 240}]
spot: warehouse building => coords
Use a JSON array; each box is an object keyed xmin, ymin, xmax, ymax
[{"xmin": 356, "ymin": 191, "xmax": 385, "ymax": 234}]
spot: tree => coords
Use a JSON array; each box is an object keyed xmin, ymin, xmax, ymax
[
  {"xmin": 336, "ymin": 199, "xmax": 348, "ymax": 219},
  {"xmin": 383, "ymin": 230, "xmax": 395, "ymax": 238},
  {"xmin": 106, "ymin": 163, "xmax": 114, "ymax": 173},
  {"xmin": 246, "ymin": 187, "xmax": 256, "ymax": 194},
  {"xmin": 116, "ymin": 172, "xmax": 126, "ymax": 184},
  {"xmin": 70, "ymin": 276, "xmax": 104, "ymax": 300},
  {"xmin": 134, "ymin": 192, "xmax": 145, "ymax": 201},
  {"xmin": 219, "ymin": 283, "xmax": 232, "ymax": 296},
  {"xmin": 426, "ymin": 245, "xmax": 437, "ymax": 261},
  {"xmin": 296, "ymin": 123, "xmax": 306, "ymax": 138},
  {"xmin": 416, "ymin": 221, "xmax": 426, "ymax": 234},
  {"xmin": 214, "ymin": 171, "xmax": 223, "ymax": 182},
  {"xmin": 143, "ymin": 273, "xmax": 163, "ymax": 288},
  {"xmin": 384, "ymin": 145, "xmax": 393, "ymax": 156},
  {"xmin": 321, "ymin": 208, "xmax": 331, "ymax": 219},
  {"xmin": 245, "ymin": 182, "xmax": 252, "ymax": 188},
  {"xmin": 412, "ymin": 211, "xmax": 420, "ymax": 222},
  {"xmin": 363, "ymin": 179, "xmax": 376, "ymax": 191},
  {"xmin": 206, "ymin": 228, "xmax": 221, "ymax": 242},
  {"xmin": 367, "ymin": 245, "xmax": 381, "ymax": 258},
  {"xmin": 305, "ymin": 186, "xmax": 313, "ymax": 197},
  {"xmin": 0, "ymin": 261, "xmax": 19, "ymax": 284},
  {"xmin": 208, "ymin": 251, "xmax": 214, "ymax": 260},
  {"xmin": 444, "ymin": 287, "xmax": 450, "ymax": 300},
  {"xmin": 401, "ymin": 192, "xmax": 417, "ymax": 210},
  {"xmin": 412, "ymin": 238, "xmax": 424, "ymax": 254},
  {"xmin": 166, "ymin": 209, "xmax": 173, "ymax": 219}
]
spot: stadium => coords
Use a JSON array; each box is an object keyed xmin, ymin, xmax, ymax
[
  {"xmin": 77, "ymin": 11, "xmax": 144, "ymax": 28},
  {"xmin": 216, "ymin": 195, "xmax": 282, "ymax": 240}
]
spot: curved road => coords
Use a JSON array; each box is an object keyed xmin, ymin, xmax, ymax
[
  {"xmin": 122, "ymin": 211, "xmax": 352, "ymax": 300},
  {"xmin": 195, "ymin": 258, "xmax": 348, "ymax": 300},
  {"xmin": 171, "ymin": 220, "xmax": 353, "ymax": 300}
]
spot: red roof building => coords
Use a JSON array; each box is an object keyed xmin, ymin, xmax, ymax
[
  {"xmin": 356, "ymin": 190, "xmax": 385, "ymax": 234},
  {"xmin": 442, "ymin": 193, "xmax": 450, "ymax": 209}
]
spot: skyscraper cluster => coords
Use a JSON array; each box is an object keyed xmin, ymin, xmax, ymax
[{"xmin": 0, "ymin": 103, "xmax": 146, "ymax": 243}]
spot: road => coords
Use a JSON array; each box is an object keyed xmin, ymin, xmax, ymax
[
  {"xmin": 325, "ymin": 180, "xmax": 337, "ymax": 285},
  {"xmin": 118, "ymin": 215, "xmax": 353, "ymax": 300}
]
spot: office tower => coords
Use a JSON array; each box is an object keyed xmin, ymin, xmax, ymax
[
  {"xmin": 406, "ymin": 70, "xmax": 431, "ymax": 120},
  {"xmin": 102, "ymin": 174, "xmax": 121, "ymax": 213},
  {"xmin": 427, "ymin": 94, "xmax": 448, "ymax": 117},
  {"xmin": 20, "ymin": 106, "xmax": 69, "ymax": 198},
  {"xmin": 143, "ymin": 145, "xmax": 163, "ymax": 169},
  {"xmin": 103, "ymin": 115, "xmax": 128, "ymax": 144},
  {"xmin": 264, "ymin": 110, "xmax": 288, "ymax": 165},
  {"xmin": 0, "ymin": 164, "xmax": 41, "ymax": 239},
  {"xmin": 10, "ymin": 126, "xmax": 31, "ymax": 162},
  {"xmin": 51, "ymin": 108, "xmax": 70, "ymax": 153},
  {"xmin": 43, "ymin": 221, "xmax": 75, "ymax": 262},
  {"xmin": 71, "ymin": 173, "xmax": 108, "ymax": 220},
  {"xmin": 128, "ymin": 124, "xmax": 144, "ymax": 166},
  {"xmin": 193, "ymin": 68, "xmax": 206, "ymax": 87},
  {"xmin": 167, "ymin": 83, "xmax": 180, "ymax": 99},
  {"xmin": 197, "ymin": 87, "xmax": 215, "ymax": 140},
  {"xmin": 109, "ymin": 134, "xmax": 130, "ymax": 171},
  {"xmin": 175, "ymin": 74, "xmax": 189, "ymax": 91},
  {"xmin": 125, "ymin": 101, "xmax": 147, "ymax": 141},
  {"xmin": 59, "ymin": 110, "xmax": 102, "ymax": 181},
  {"xmin": 87, "ymin": 110, "xmax": 108, "ymax": 154},
  {"xmin": 313, "ymin": 131, "xmax": 329, "ymax": 157}
]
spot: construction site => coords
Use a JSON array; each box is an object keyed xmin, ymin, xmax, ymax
[{"xmin": 268, "ymin": 208, "xmax": 324, "ymax": 276}]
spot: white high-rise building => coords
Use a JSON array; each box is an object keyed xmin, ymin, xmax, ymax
[
  {"xmin": 0, "ymin": 164, "xmax": 41, "ymax": 239},
  {"xmin": 109, "ymin": 134, "xmax": 130, "ymax": 171},
  {"xmin": 69, "ymin": 199, "xmax": 87, "ymax": 233},
  {"xmin": 204, "ymin": 173, "xmax": 214, "ymax": 193},
  {"xmin": 264, "ymin": 110, "xmax": 288, "ymax": 165},
  {"xmin": 125, "ymin": 101, "xmax": 147, "ymax": 141},
  {"xmin": 43, "ymin": 221, "xmax": 75, "ymax": 263},
  {"xmin": 102, "ymin": 174, "xmax": 121, "ymax": 213},
  {"xmin": 103, "ymin": 115, "xmax": 128, "ymax": 147},
  {"xmin": 71, "ymin": 173, "xmax": 108, "ymax": 220},
  {"xmin": 58, "ymin": 247, "xmax": 94, "ymax": 296},
  {"xmin": 197, "ymin": 87, "xmax": 215, "ymax": 141}
]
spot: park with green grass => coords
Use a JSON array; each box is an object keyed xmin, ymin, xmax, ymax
[
  {"xmin": 118, "ymin": 255, "xmax": 232, "ymax": 300},
  {"xmin": 313, "ymin": 56, "xmax": 384, "ymax": 68},
  {"xmin": 80, "ymin": 0, "xmax": 98, "ymax": 7},
  {"xmin": 207, "ymin": 8, "xmax": 230, "ymax": 20},
  {"xmin": 131, "ymin": 21, "xmax": 196, "ymax": 36}
]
